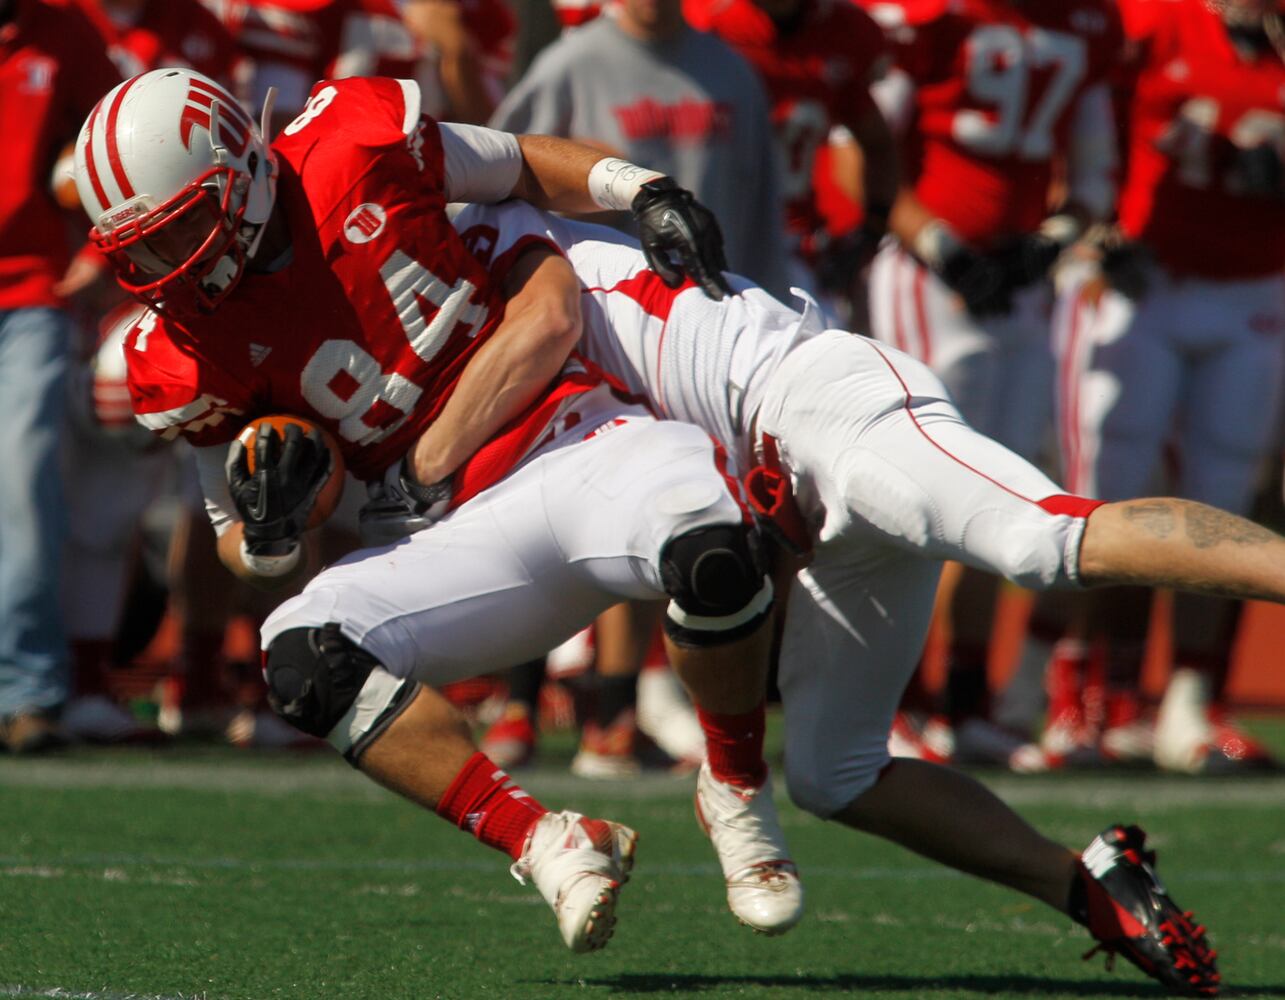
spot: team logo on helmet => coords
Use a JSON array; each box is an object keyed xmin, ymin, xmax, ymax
[{"xmin": 179, "ymin": 77, "xmax": 252, "ymax": 157}]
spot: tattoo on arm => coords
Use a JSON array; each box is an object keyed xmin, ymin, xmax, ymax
[
  {"xmin": 1123, "ymin": 501, "xmax": 1176, "ymax": 539},
  {"xmin": 1182, "ymin": 503, "xmax": 1277, "ymax": 549}
]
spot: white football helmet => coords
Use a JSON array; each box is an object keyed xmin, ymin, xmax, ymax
[{"xmin": 74, "ymin": 68, "xmax": 278, "ymax": 313}]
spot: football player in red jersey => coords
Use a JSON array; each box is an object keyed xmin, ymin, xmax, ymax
[
  {"xmin": 684, "ymin": 0, "xmax": 899, "ymax": 310},
  {"xmin": 1043, "ymin": 0, "xmax": 1285, "ymax": 772},
  {"xmin": 863, "ymin": 0, "xmax": 1124, "ymax": 769},
  {"xmin": 200, "ymin": 0, "xmax": 419, "ymax": 132},
  {"xmin": 401, "ymin": 0, "xmax": 516, "ymax": 125},
  {"xmin": 54, "ymin": 1, "xmax": 247, "ymax": 745},
  {"xmin": 73, "ymin": 67, "xmax": 776, "ymax": 950},
  {"xmin": 76, "ymin": 0, "xmax": 242, "ymax": 82}
]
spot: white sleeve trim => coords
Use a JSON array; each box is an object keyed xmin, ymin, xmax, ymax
[
  {"xmin": 396, "ymin": 78, "xmax": 422, "ymax": 135},
  {"xmin": 196, "ymin": 444, "xmax": 237, "ymax": 537},
  {"xmin": 440, "ymin": 122, "xmax": 523, "ymax": 203}
]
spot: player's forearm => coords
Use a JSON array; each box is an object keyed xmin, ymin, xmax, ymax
[
  {"xmin": 849, "ymin": 103, "xmax": 899, "ymax": 222},
  {"xmin": 511, "ymin": 135, "xmax": 664, "ymax": 215},
  {"xmin": 889, "ymin": 187, "xmax": 952, "ymax": 255},
  {"xmin": 437, "ymin": 51, "xmax": 497, "ymax": 126},
  {"xmin": 1078, "ymin": 498, "xmax": 1285, "ymax": 603},
  {"xmin": 216, "ymin": 522, "xmax": 314, "ymax": 592},
  {"xmin": 407, "ymin": 249, "xmax": 581, "ymax": 485},
  {"xmin": 403, "ymin": 0, "xmax": 494, "ymax": 124}
]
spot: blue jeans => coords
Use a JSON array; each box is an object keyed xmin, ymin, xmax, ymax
[{"xmin": 0, "ymin": 307, "xmax": 70, "ymax": 717}]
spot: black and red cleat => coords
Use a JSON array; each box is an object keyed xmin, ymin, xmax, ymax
[{"xmin": 1072, "ymin": 824, "xmax": 1219, "ymax": 996}]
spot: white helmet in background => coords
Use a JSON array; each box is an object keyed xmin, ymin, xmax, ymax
[{"xmin": 74, "ymin": 68, "xmax": 277, "ymax": 313}]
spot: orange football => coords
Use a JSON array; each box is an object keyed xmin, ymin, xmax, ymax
[{"xmin": 236, "ymin": 414, "xmax": 346, "ymax": 529}]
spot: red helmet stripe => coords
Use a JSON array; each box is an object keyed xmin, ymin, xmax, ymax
[
  {"xmin": 104, "ymin": 75, "xmax": 142, "ymax": 201},
  {"xmin": 189, "ymin": 77, "xmax": 253, "ymax": 131},
  {"xmin": 81, "ymin": 97, "xmax": 112, "ymax": 213},
  {"xmin": 181, "ymin": 78, "xmax": 251, "ymax": 157}
]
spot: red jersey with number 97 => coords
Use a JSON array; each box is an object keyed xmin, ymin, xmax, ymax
[
  {"xmin": 873, "ymin": 0, "xmax": 1122, "ymax": 247},
  {"xmin": 1115, "ymin": 0, "xmax": 1285, "ymax": 279},
  {"xmin": 121, "ymin": 77, "xmax": 525, "ymax": 483}
]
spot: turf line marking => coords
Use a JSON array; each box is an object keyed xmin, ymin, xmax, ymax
[
  {"xmin": 2, "ymin": 758, "xmax": 1283, "ymax": 810},
  {"xmin": 3, "ymin": 855, "xmax": 1282, "ymax": 884},
  {"xmin": 0, "ymin": 986, "xmax": 204, "ymax": 1000}
]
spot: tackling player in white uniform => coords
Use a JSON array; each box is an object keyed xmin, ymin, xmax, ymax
[{"xmin": 432, "ymin": 199, "xmax": 1285, "ymax": 993}]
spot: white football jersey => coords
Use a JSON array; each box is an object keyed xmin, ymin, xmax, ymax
[{"xmin": 450, "ymin": 202, "xmax": 825, "ymax": 473}]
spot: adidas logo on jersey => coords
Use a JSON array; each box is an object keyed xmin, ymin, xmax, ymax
[{"xmin": 249, "ymin": 343, "xmax": 272, "ymax": 367}]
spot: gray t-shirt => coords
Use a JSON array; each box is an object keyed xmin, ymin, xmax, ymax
[{"xmin": 490, "ymin": 15, "xmax": 791, "ymax": 299}]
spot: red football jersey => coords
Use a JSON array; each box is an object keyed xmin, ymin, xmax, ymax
[
  {"xmin": 873, "ymin": 0, "xmax": 1122, "ymax": 247},
  {"xmin": 685, "ymin": 0, "xmax": 888, "ymax": 244},
  {"xmin": 1115, "ymin": 0, "xmax": 1285, "ymax": 279},
  {"xmin": 0, "ymin": 0, "xmax": 121, "ymax": 309},
  {"xmin": 121, "ymin": 77, "xmax": 581, "ymax": 491},
  {"xmin": 74, "ymin": 0, "xmax": 241, "ymax": 83},
  {"xmin": 202, "ymin": 0, "xmax": 417, "ymax": 113}
]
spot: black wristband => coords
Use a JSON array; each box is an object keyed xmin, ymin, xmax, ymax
[{"xmin": 399, "ymin": 459, "xmax": 453, "ymax": 511}]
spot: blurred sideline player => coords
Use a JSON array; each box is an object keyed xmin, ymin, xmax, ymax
[
  {"xmin": 77, "ymin": 0, "xmax": 242, "ymax": 80},
  {"xmin": 864, "ymin": 0, "xmax": 1123, "ymax": 770},
  {"xmin": 684, "ymin": 0, "xmax": 898, "ymax": 317},
  {"xmin": 1035, "ymin": 0, "xmax": 1285, "ymax": 772},
  {"xmin": 399, "ymin": 0, "xmax": 515, "ymax": 125},
  {"xmin": 58, "ymin": 0, "xmax": 289, "ymax": 744},
  {"xmin": 75, "ymin": 68, "xmax": 781, "ymax": 949},
  {"xmin": 199, "ymin": 0, "xmax": 419, "ymax": 132},
  {"xmin": 0, "ymin": 0, "xmax": 122, "ymax": 754}
]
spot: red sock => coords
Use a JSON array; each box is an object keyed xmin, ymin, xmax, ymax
[
  {"xmin": 435, "ymin": 752, "xmax": 547, "ymax": 860},
  {"xmin": 697, "ymin": 701, "xmax": 767, "ymax": 788}
]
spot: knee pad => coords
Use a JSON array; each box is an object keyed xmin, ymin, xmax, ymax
[
  {"xmin": 264, "ymin": 622, "xmax": 419, "ymax": 764},
  {"xmin": 660, "ymin": 523, "xmax": 774, "ymax": 647}
]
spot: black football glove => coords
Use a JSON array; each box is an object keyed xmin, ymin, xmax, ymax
[
  {"xmin": 1234, "ymin": 143, "xmax": 1284, "ymax": 199},
  {"xmin": 632, "ymin": 177, "xmax": 734, "ymax": 301},
  {"xmin": 226, "ymin": 421, "xmax": 333, "ymax": 555},
  {"xmin": 996, "ymin": 231, "xmax": 1065, "ymax": 291},
  {"xmin": 1099, "ymin": 239, "xmax": 1153, "ymax": 302},
  {"xmin": 937, "ymin": 243, "xmax": 1012, "ymax": 318},
  {"xmin": 814, "ymin": 213, "xmax": 888, "ymax": 295}
]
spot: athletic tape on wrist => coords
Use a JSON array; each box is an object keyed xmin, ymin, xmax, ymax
[
  {"xmin": 587, "ymin": 158, "xmax": 666, "ymax": 212},
  {"xmin": 240, "ymin": 539, "xmax": 301, "ymax": 577},
  {"xmin": 1038, "ymin": 213, "xmax": 1083, "ymax": 248},
  {"xmin": 911, "ymin": 219, "xmax": 963, "ymax": 271}
]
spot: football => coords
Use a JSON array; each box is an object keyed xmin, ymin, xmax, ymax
[{"xmin": 236, "ymin": 414, "xmax": 346, "ymax": 529}]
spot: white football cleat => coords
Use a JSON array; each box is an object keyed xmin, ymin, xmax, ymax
[
  {"xmin": 511, "ymin": 810, "xmax": 638, "ymax": 953},
  {"xmin": 636, "ymin": 666, "xmax": 706, "ymax": 767},
  {"xmin": 695, "ymin": 761, "xmax": 803, "ymax": 935}
]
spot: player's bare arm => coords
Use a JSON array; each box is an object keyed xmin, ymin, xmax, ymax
[
  {"xmin": 405, "ymin": 246, "xmax": 582, "ymax": 487},
  {"xmin": 512, "ymin": 135, "xmax": 733, "ymax": 299},
  {"xmin": 1079, "ymin": 498, "xmax": 1285, "ymax": 602},
  {"xmin": 846, "ymin": 101, "xmax": 898, "ymax": 242},
  {"xmin": 402, "ymin": 0, "xmax": 496, "ymax": 125}
]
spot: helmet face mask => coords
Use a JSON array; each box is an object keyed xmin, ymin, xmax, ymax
[
  {"xmin": 74, "ymin": 69, "xmax": 277, "ymax": 315},
  {"xmin": 93, "ymin": 166, "xmax": 249, "ymax": 312}
]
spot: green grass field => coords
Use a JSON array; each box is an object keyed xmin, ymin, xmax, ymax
[{"xmin": 2, "ymin": 720, "xmax": 1283, "ymax": 1000}]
